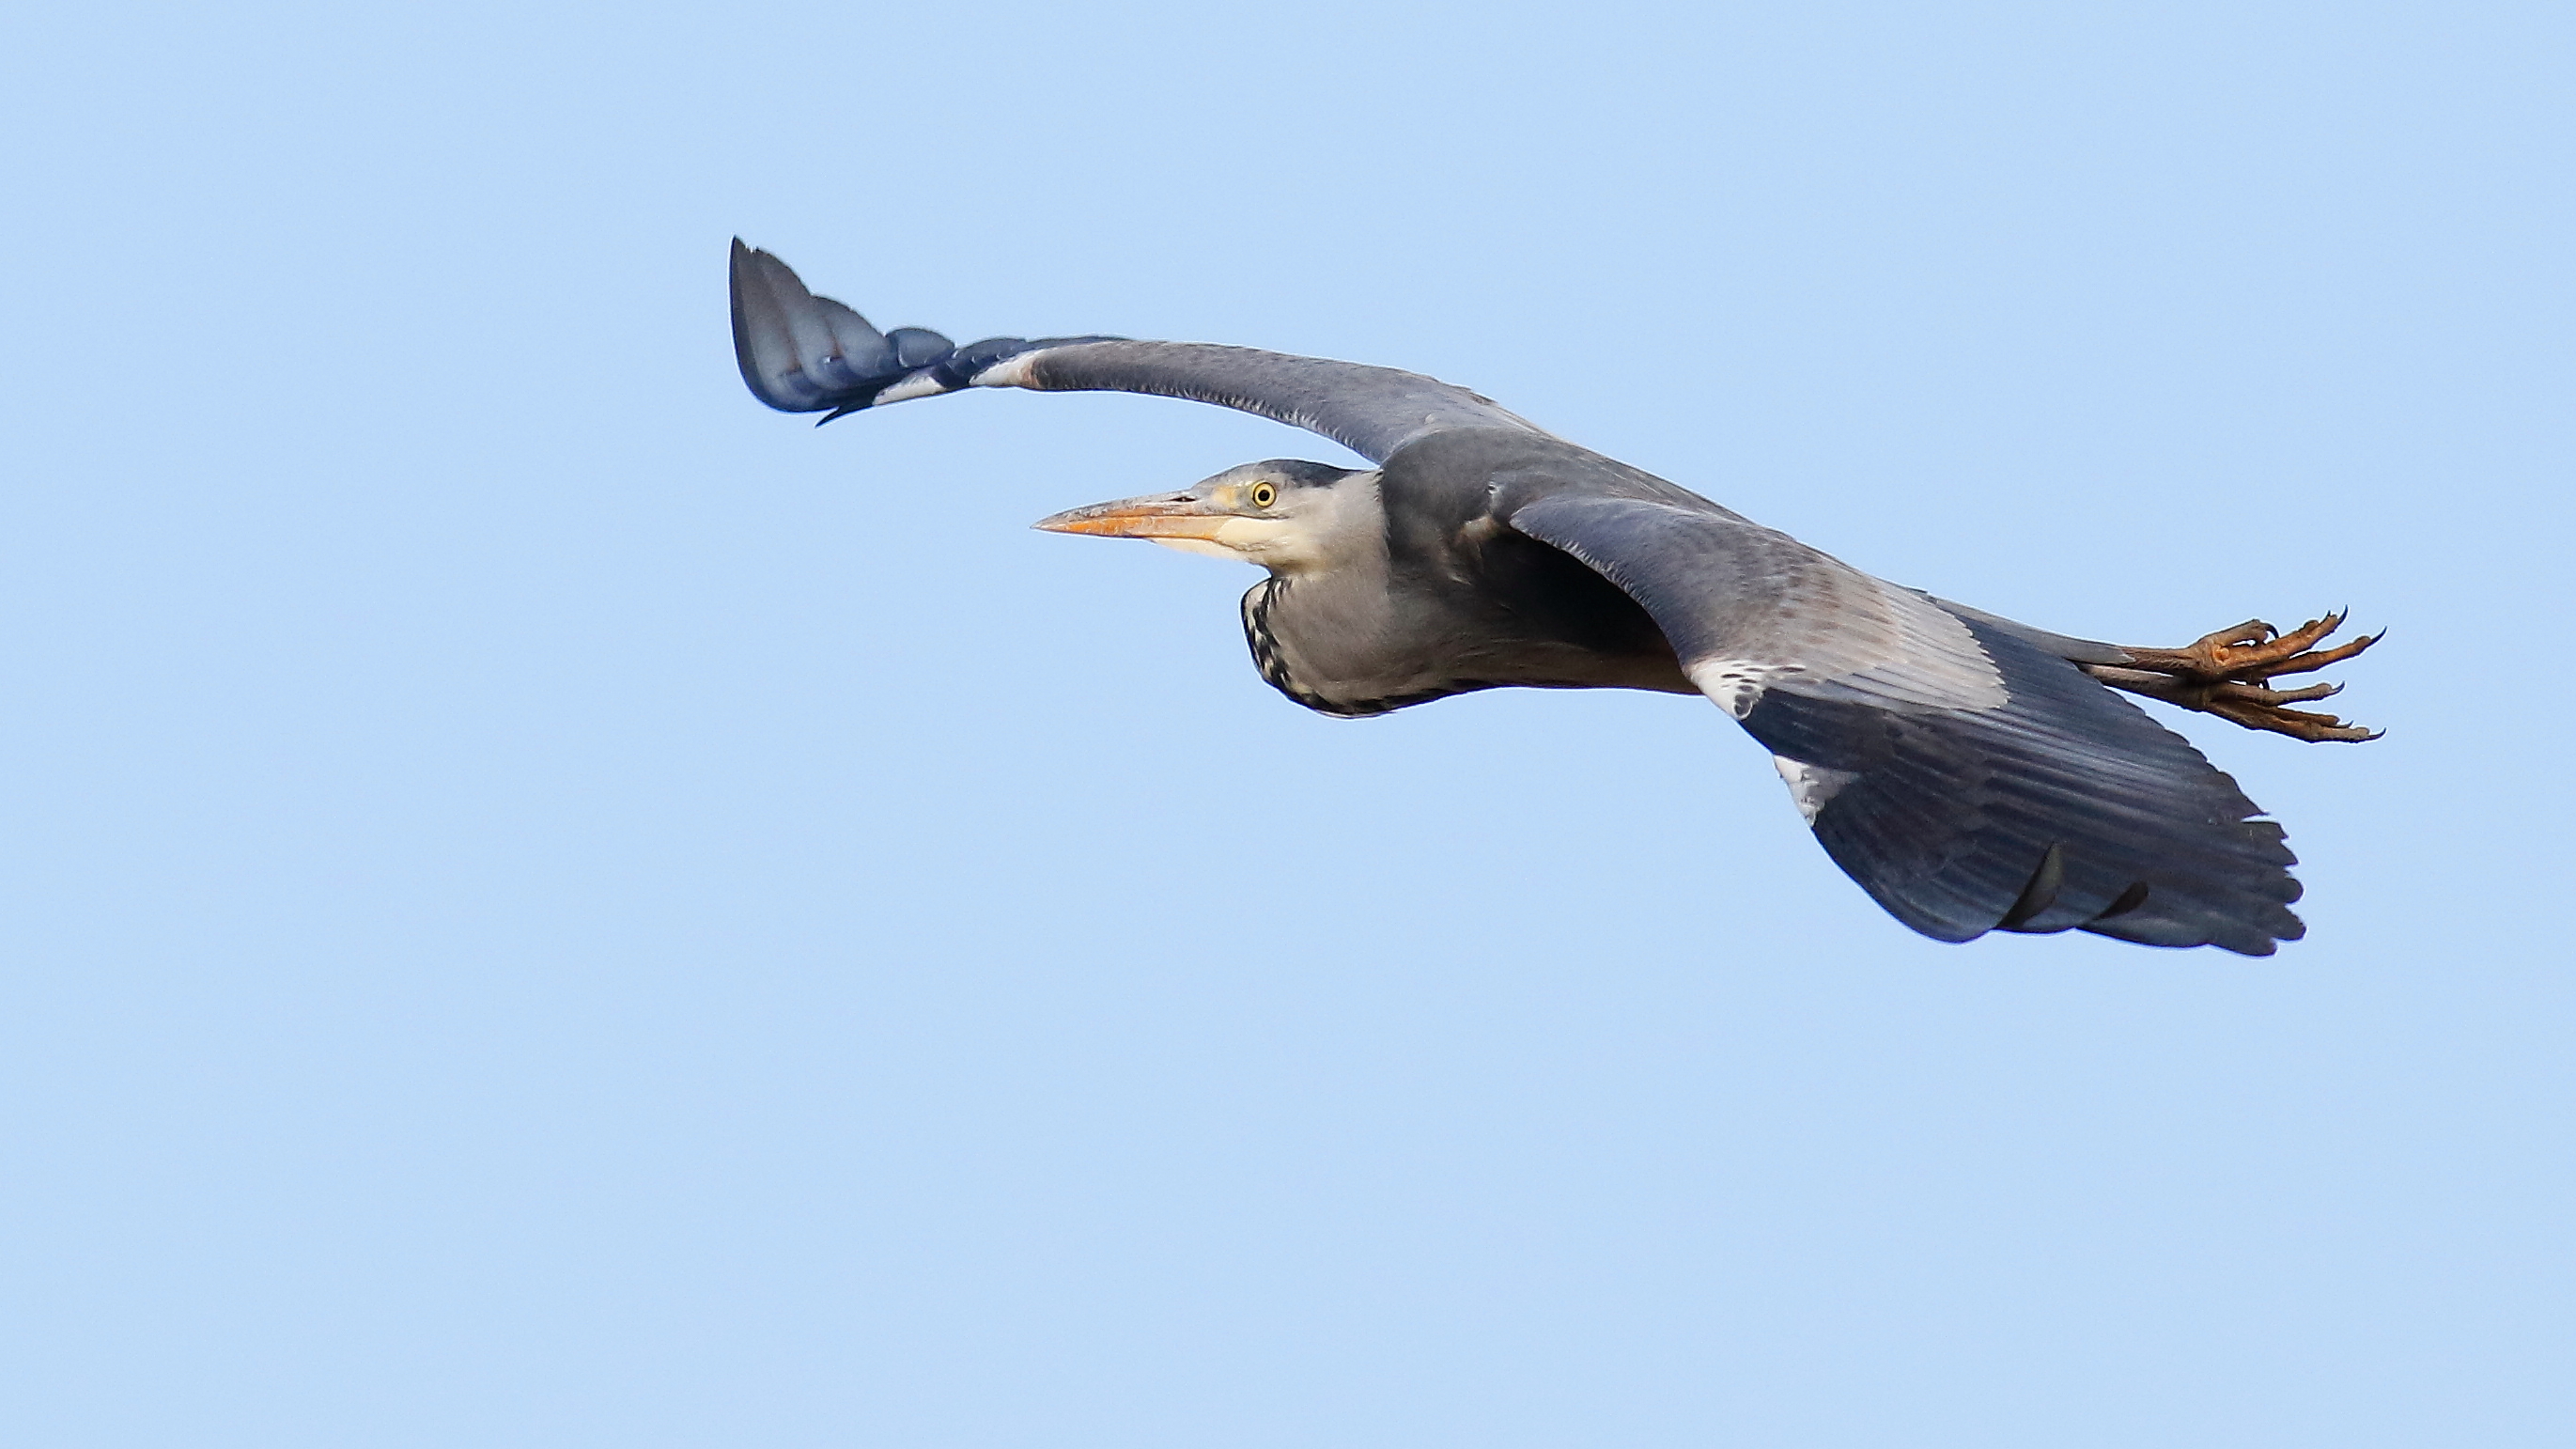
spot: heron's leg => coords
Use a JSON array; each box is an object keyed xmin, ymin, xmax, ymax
[{"xmin": 2081, "ymin": 611, "xmax": 2383, "ymax": 742}]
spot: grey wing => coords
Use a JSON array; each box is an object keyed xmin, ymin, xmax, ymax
[
  {"xmin": 1926, "ymin": 595, "xmax": 2130, "ymax": 667},
  {"xmin": 729, "ymin": 241, "xmax": 1552, "ymax": 463},
  {"xmin": 1504, "ymin": 493, "xmax": 2011, "ymax": 716},
  {"xmin": 1505, "ymin": 491, "xmax": 2303, "ymax": 956}
]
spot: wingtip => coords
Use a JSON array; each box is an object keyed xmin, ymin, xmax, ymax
[{"xmin": 724, "ymin": 242, "xmax": 992, "ymax": 419}]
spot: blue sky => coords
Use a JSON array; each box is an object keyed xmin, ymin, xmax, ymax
[{"xmin": 2, "ymin": 2, "xmax": 2569, "ymax": 1444}]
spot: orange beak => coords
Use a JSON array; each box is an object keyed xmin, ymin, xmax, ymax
[{"xmin": 1032, "ymin": 492, "xmax": 1235, "ymax": 541}]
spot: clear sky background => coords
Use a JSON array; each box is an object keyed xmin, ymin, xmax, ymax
[{"xmin": 2, "ymin": 3, "xmax": 2568, "ymax": 1445}]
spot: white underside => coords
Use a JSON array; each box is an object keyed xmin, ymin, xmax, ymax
[
  {"xmin": 870, "ymin": 372, "xmax": 950, "ymax": 405},
  {"xmin": 1147, "ymin": 515, "xmax": 1298, "ymax": 565},
  {"xmin": 1148, "ymin": 536, "xmax": 1243, "ymax": 560},
  {"xmin": 1685, "ymin": 658, "xmax": 1780, "ymax": 720},
  {"xmin": 970, "ymin": 352, "xmax": 1040, "ymax": 388},
  {"xmin": 1773, "ymin": 756, "xmax": 1860, "ymax": 824}
]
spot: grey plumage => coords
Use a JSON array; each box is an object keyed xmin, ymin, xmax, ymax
[
  {"xmin": 730, "ymin": 238, "xmax": 1544, "ymax": 447},
  {"xmin": 729, "ymin": 241, "xmax": 2375, "ymax": 957}
]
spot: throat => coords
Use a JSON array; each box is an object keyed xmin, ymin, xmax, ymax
[
  {"xmin": 1238, "ymin": 576, "xmax": 1478, "ymax": 718},
  {"xmin": 1242, "ymin": 577, "xmax": 1349, "ymax": 714}
]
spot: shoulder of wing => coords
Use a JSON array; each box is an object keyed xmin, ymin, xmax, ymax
[{"xmin": 1502, "ymin": 491, "xmax": 2006, "ymax": 716}]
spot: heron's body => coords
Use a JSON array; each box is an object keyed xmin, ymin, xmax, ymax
[
  {"xmin": 1247, "ymin": 434, "xmax": 1698, "ymax": 716},
  {"xmin": 728, "ymin": 242, "xmax": 2381, "ymax": 957}
]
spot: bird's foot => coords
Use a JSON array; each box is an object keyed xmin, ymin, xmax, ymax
[{"xmin": 2084, "ymin": 611, "xmax": 2384, "ymax": 742}]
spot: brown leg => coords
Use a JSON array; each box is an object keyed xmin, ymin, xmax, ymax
[{"xmin": 2083, "ymin": 611, "xmax": 2384, "ymax": 743}]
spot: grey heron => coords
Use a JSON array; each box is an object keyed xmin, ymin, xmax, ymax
[{"xmin": 729, "ymin": 241, "xmax": 2379, "ymax": 957}]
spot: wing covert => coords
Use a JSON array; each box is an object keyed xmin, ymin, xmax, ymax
[{"xmin": 1505, "ymin": 492, "xmax": 2007, "ymax": 715}]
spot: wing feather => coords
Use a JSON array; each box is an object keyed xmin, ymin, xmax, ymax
[
  {"xmin": 1506, "ymin": 493, "xmax": 2007, "ymax": 714},
  {"xmin": 1501, "ymin": 489, "xmax": 2303, "ymax": 954},
  {"xmin": 727, "ymin": 242, "xmax": 1548, "ymax": 460}
]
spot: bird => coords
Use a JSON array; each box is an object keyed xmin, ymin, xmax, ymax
[{"xmin": 728, "ymin": 240, "xmax": 2381, "ymax": 957}]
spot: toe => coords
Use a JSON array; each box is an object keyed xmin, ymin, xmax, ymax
[{"xmin": 2262, "ymin": 628, "xmax": 2382, "ymax": 678}]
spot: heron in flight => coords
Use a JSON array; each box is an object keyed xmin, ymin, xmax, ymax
[{"xmin": 729, "ymin": 242, "xmax": 2379, "ymax": 957}]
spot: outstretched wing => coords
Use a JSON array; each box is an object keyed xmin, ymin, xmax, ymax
[
  {"xmin": 729, "ymin": 241, "xmax": 1553, "ymax": 463},
  {"xmin": 1504, "ymin": 490, "xmax": 2304, "ymax": 956}
]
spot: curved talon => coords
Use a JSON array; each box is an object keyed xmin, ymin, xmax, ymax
[
  {"xmin": 2204, "ymin": 698, "xmax": 2382, "ymax": 743},
  {"xmin": 2262, "ymin": 629, "xmax": 2382, "ymax": 679},
  {"xmin": 2216, "ymin": 679, "xmax": 2342, "ymax": 707}
]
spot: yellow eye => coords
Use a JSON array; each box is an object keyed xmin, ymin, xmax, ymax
[{"xmin": 1249, "ymin": 481, "xmax": 1278, "ymax": 509}]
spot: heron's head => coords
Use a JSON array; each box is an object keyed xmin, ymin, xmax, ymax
[{"xmin": 1034, "ymin": 460, "xmax": 1376, "ymax": 574}]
